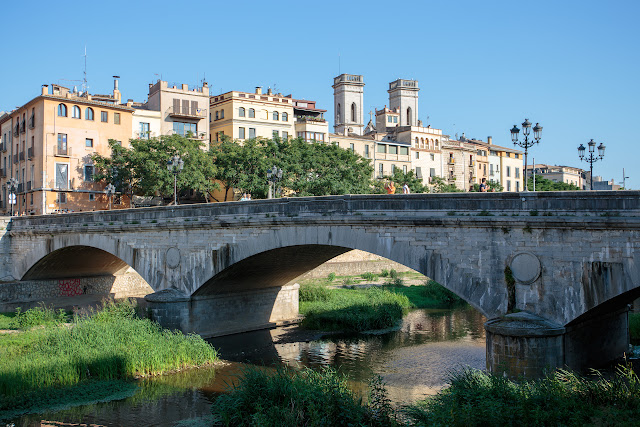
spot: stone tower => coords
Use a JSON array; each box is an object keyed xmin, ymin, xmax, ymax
[
  {"xmin": 332, "ymin": 74, "xmax": 365, "ymax": 135},
  {"xmin": 388, "ymin": 79, "xmax": 419, "ymax": 127}
]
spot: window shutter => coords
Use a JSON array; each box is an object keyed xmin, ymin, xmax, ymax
[
  {"xmin": 173, "ymin": 99, "xmax": 180, "ymax": 114},
  {"xmin": 182, "ymin": 100, "xmax": 189, "ymax": 115},
  {"xmin": 191, "ymin": 101, "xmax": 198, "ymax": 116}
]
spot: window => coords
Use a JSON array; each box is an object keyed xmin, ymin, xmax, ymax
[
  {"xmin": 377, "ymin": 144, "xmax": 386, "ymax": 153},
  {"xmin": 415, "ymin": 137, "xmax": 419, "ymax": 147},
  {"xmin": 215, "ymin": 111, "xmax": 219, "ymax": 120},
  {"xmin": 85, "ymin": 107, "xmax": 94, "ymax": 120},
  {"xmin": 515, "ymin": 167, "xmax": 520, "ymax": 178},
  {"xmin": 239, "ymin": 127, "xmax": 246, "ymax": 139},
  {"xmin": 507, "ymin": 181, "xmax": 512, "ymax": 191},
  {"xmin": 84, "ymin": 165, "xmax": 94, "ymax": 182},
  {"xmin": 85, "ymin": 138, "xmax": 93, "ymax": 148},
  {"xmin": 403, "ymin": 165, "xmax": 407, "ymax": 174},
  {"xmin": 490, "ymin": 164, "xmax": 494, "ymax": 176},
  {"xmin": 506, "ymin": 166, "xmax": 511, "ymax": 177},
  {"xmin": 393, "ymin": 116, "xmax": 398, "ymax": 123},
  {"xmin": 72, "ymin": 106, "xmax": 81, "ymax": 119},
  {"xmin": 173, "ymin": 122, "xmax": 197, "ymax": 136},
  {"xmin": 407, "ymin": 107, "xmax": 412, "ymax": 126},
  {"xmin": 349, "ymin": 143, "xmax": 355, "ymax": 153},
  {"xmin": 415, "ymin": 152, "xmax": 419, "ymax": 159},
  {"xmin": 516, "ymin": 181, "xmax": 520, "ymax": 192},
  {"xmin": 249, "ymin": 128, "xmax": 256, "ymax": 139},
  {"xmin": 430, "ymin": 153, "xmax": 435, "ymax": 161},
  {"xmin": 57, "ymin": 134, "xmax": 67, "ymax": 155},
  {"xmin": 220, "ymin": 109, "xmax": 224, "ymax": 119},
  {"xmin": 378, "ymin": 163, "xmax": 384, "ymax": 177},
  {"xmin": 239, "ymin": 107, "xmax": 245, "ymax": 117},
  {"xmin": 140, "ymin": 122, "xmax": 150, "ymax": 139},
  {"xmin": 101, "ymin": 111, "xmax": 108, "ymax": 122},
  {"xmin": 282, "ymin": 131, "xmax": 288, "ymax": 139},
  {"xmin": 273, "ymin": 111, "xmax": 279, "ymax": 121},
  {"xmin": 351, "ymin": 103, "xmax": 356, "ymax": 122},
  {"xmin": 282, "ymin": 112, "xmax": 288, "ymax": 121},
  {"xmin": 365, "ymin": 145, "xmax": 370, "ymax": 158},
  {"xmin": 58, "ymin": 104, "xmax": 67, "ymax": 117},
  {"xmin": 391, "ymin": 165, "xmax": 396, "ymax": 174},
  {"xmin": 89, "ymin": 193, "xmax": 95, "ymax": 201},
  {"xmin": 114, "ymin": 113, "xmax": 120, "ymax": 125},
  {"xmin": 272, "ymin": 130, "xmax": 279, "ymax": 138},
  {"xmin": 389, "ymin": 145, "xmax": 398, "ymax": 155},
  {"xmin": 336, "ymin": 104, "xmax": 341, "ymax": 122},
  {"xmin": 400, "ymin": 146, "xmax": 409, "ymax": 155},
  {"xmin": 58, "ymin": 193, "xmax": 67, "ymax": 204},
  {"xmin": 249, "ymin": 108, "xmax": 255, "ymax": 118},
  {"xmin": 55, "ymin": 163, "xmax": 68, "ymax": 189},
  {"xmin": 415, "ymin": 167, "xmax": 422, "ymax": 178},
  {"xmin": 388, "ymin": 116, "xmax": 392, "ymax": 123}
]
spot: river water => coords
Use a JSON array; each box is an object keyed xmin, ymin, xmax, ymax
[{"xmin": 13, "ymin": 306, "xmax": 486, "ymax": 426}]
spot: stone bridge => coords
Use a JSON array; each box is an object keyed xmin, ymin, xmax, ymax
[{"xmin": 2, "ymin": 191, "xmax": 640, "ymax": 377}]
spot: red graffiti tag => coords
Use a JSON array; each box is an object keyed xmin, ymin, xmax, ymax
[{"xmin": 58, "ymin": 278, "xmax": 82, "ymax": 297}]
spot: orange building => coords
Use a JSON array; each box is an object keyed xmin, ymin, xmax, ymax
[{"xmin": 0, "ymin": 80, "xmax": 134, "ymax": 215}]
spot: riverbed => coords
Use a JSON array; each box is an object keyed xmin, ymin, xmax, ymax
[{"xmin": 12, "ymin": 306, "xmax": 486, "ymax": 426}]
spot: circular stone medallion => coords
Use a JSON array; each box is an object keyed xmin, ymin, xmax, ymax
[
  {"xmin": 166, "ymin": 247, "xmax": 181, "ymax": 269},
  {"xmin": 510, "ymin": 252, "xmax": 541, "ymax": 284}
]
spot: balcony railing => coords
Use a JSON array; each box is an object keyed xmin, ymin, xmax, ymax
[
  {"xmin": 19, "ymin": 151, "xmax": 24, "ymax": 162},
  {"xmin": 27, "ymin": 147, "xmax": 34, "ymax": 159},
  {"xmin": 26, "ymin": 181, "xmax": 31, "ymax": 191},
  {"xmin": 54, "ymin": 146, "xmax": 71, "ymax": 157},
  {"xmin": 167, "ymin": 105, "xmax": 207, "ymax": 119},
  {"xmin": 334, "ymin": 74, "xmax": 363, "ymax": 85},
  {"xmin": 0, "ymin": 168, "xmax": 5, "ymax": 178},
  {"xmin": 17, "ymin": 183, "xmax": 23, "ymax": 193},
  {"xmin": 28, "ymin": 115, "xmax": 35, "ymax": 129},
  {"xmin": 13, "ymin": 154, "xmax": 17, "ymax": 164},
  {"xmin": 20, "ymin": 120, "xmax": 25, "ymax": 134},
  {"xmin": 0, "ymin": 142, "xmax": 5, "ymax": 152},
  {"xmin": 295, "ymin": 116, "xmax": 327, "ymax": 123},
  {"xmin": 13, "ymin": 125, "xmax": 19, "ymax": 137}
]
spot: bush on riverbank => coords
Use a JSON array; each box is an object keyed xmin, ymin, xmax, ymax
[
  {"xmin": 0, "ymin": 300, "xmax": 218, "ymax": 399},
  {"xmin": 299, "ymin": 285, "xmax": 411, "ymax": 331},
  {"xmin": 630, "ymin": 312, "xmax": 640, "ymax": 343},
  {"xmin": 404, "ymin": 365, "xmax": 640, "ymax": 426},
  {"xmin": 211, "ymin": 367, "xmax": 397, "ymax": 426},
  {"xmin": 382, "ymin": 281, "xmax": 466, "ymax": 309}
]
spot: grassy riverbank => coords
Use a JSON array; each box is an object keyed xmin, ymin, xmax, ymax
[
  {"xmin": 211, "ymin": 365, "xmax": 640, "ymax": 426},
  {"xmin": 0, "ymin": 300, "xmax": 218, "ymax": 416}
]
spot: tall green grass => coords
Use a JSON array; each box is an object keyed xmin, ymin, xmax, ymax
[
  {"xmin": 300, "ymin": 285, "xmax": 411, "ymax": 331},
  {"xmin": 211, "ymin": 367, "xmax": 397, "ymax": 426},
  {"xmin": 404, "ymin": 365, "xmax": 640, "ymax": 426},
  {"xmin": 383, "ymin": 280, "xmax": 466, "ymax": 309},
  {"xmin": 0, "ymin": 300, "xmax": 217, "ymax": 398}
]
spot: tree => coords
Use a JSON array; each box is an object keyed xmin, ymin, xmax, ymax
[
  {"xmin": 92, "ymin": 135, "xmax": 218, "ymax": 202},
  {"xmin": 431, "ymin": 176, "xmax": 464, "ymax": 193},
  {"xmin": 526, "ymin": 175, "xmax": 581, "ymax": 191}
]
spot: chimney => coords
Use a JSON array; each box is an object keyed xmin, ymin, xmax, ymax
[
  {"xmin": 487, "ymin": 136, "xmax": 493, "ymax": 145},
  {"xmin": 267, "ymin": 87, "xmax": 273, "ymax": 95},
  {"xmin": 41, "ymin": 84, "xmax": 48, "ymax": 96},
  {"xmin": 113, "ymin": 76, "xmax": 121, "ymax": 103},
  {"xmin": 255, "ymin": 86, "xmax": 262, "ymax": 95}
]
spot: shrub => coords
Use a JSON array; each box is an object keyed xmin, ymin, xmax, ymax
[
  {"xmin": 299, "ymin": 283, "xmax": 331, "ymax": 302},
  {"xmin": 386, "ymin": 277, "xmax": 404, "ymax": 287},
  {"xmin": 211, "ymin": 367, "xmax": 397, "ymax": 426},
  {"xmin": 361, "ymin": 272, "xmax": 378, "ymax": 281},
  {"xmin": 327, "ymin": 272, "xmax": 336, "ymax": 282},
  {"xmin": 380, "ymin": 269, "xmax": 390, "ymax": 277},
  {"xmin": 389, "ymin": 269, "xmax": 398, "ymax": 279},
  {"xmin": 10, "ymin": 305, "xmax": 68, "ymax": 329}
]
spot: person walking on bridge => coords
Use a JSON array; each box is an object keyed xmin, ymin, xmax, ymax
[{"xmin": 385, "ymin": 181, "xmax": 396, "ymax": 194}]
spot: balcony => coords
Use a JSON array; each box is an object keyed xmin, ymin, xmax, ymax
[
  {"xmin": 13, "ymin": 125, "xmax": 19, "ymax": 137},
  {"xmin": 13, "ymin": 154, "xmax": 17, "ymax": 164},
  {"xmin": 26, "ymin": 181, "xmax": 31, "ymax": 191},
  {"xmin": 17, "ymin": 183, "xmax": 23, "ymax": 193},
  {"xmin": 167, "ymin": 105, "xmax": 206, "ymax": 119},
  {"xmin": 28, "ymin": 115, "xmax": 35, "ymax": 129},
  {"xmin": 333, "ymin": 74, "xmax": 364, "ymax": 86},
  {"xmin": 295, "ymin": 116, "xmax": 327, "ymax": 123},
  {"xmin": 19, "ymin": 151, "xmax": 24, "ymax": 162},
  {"xmin": 27, "ymin": 147, "xmax": 34, "ymax": 159},
  {"xmin": 0, "ymin": 142, "xmax": 5, "ymax": 152},
  {"xmin": 54, "ymin": 146, "xmax": 71, "ymax": 157},
  {"xmin": 20, "ymin": 120, "xmax": 25, "ymax": 134},
  {"xmin": 0, "ymin": 168, "xmax": 5, "ymax": 178}
]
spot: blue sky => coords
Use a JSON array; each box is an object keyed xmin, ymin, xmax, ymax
[{"xmin": 2, "ymin": 0, "xmax": 638, "ymax": 188}]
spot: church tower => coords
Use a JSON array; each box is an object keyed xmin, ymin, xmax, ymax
[
  {"xmin": 333, "ymin": 74, "xmax": 365, "ymax": 135},
  {"xmin": 388, "ymin": 79, "xmax": 419, "ymax": 127}
]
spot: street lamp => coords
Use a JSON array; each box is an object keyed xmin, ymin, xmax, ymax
[
  {"xmin": 105, "ymin": 183, "xmax": 116, "ymax": 210},
  {"xmin": 510, "ymin": 119, "xmax": 542, "ymax": 191},
  {"xmin": 167, "ymin": 155, "xmax": 184, "ymax": 205},
  {"xmin": 578, "ymin": 139, "xmax": 605, "ymax": 190},
  {"xmin": 7, "ymin": 177, "xmax": 18, "ymax": 216},
  {"xmin": 267, "ymin": 165, "xmax": 283, "ymax": 199}
]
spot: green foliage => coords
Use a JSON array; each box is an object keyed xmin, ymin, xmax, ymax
[
  {"xmin": 299, "ymin": 283, "xmax": 331, "ymax": 303},
  {"xmin": 389, "ymin": 269, "xmax": 398, "ymax": 279},
  {"xmin": 420, "ymin": 280, "xmax": 465, "ymax": 306},
  {"xmin": 9, "ymin": 305, "xmax": 69, "ymax": 329},
  {"xmin": 404, "ymin": 365, "xmax": 640, "ymax": 426},
  {"xmin": 477, "ymin": 210, "xmax": 493, "ymax": 216},
  {"xmin": 469, "ymin": 180, "xmax": 503, "ymax": 192},
  {"xmin": 361, "ymin": 272, "xmax": 379, "ymax": 281},
  {"xmin": 92, "ymin": 135, "xmax": 218, "ymax": 202},
  {"xmin": 529, "ymin": 209, "xmax": 539, "ymax": 216},
  {"xmin": 527, "ymin": 175, "xmax": 581, "ymax": 191},
  {"xmin": 327, "ymin": 272, "xmax": 336, "ymax": 282},
  {"xmin": 211, "ymin": 367, "xmax": 397, "ymax": 426},
  {"xmin": 300, "ymin": 287, "xmax": 411, "ymax": 332},
  {"xmin": 431, "ymin": 176, "xmax": 464, "ymax": 193},
  {"xmin": 380, "ymin": 269, "xmax": 390, "ymax": 277},
  {"xmin": 630, "ymin": 312, "xmax": 640, "ymax": 344},
  {"xmin": 0, "ymin": 312, "xmax": 16, "ymax": 330},
  {"xmin": 0, "ymin": 300, "xmax": 217, "ymax": 398},
  {"xmin": 386, "ymin": 277, "xmax": 405, "ymax": 287},
  {"xmin": 378, "ymin": 169, "xmax": 426, "ymax": 194}
]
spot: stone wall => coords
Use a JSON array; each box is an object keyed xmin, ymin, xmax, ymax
[{"xmin": 296, "ymin": 249, "xmax": 415, "ymax": 280}]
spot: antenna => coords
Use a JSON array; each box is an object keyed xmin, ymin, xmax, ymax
[
  {"xmin": 82, "ymin": 45, "xmax": 88, "ymax": 94},
  {"xmin": 621, "ymin": 168, "xmax": 630, "ymax": 189},
  {"xmin": 338, "ymin": 54, "xmax": 341, "ymax": 74}
]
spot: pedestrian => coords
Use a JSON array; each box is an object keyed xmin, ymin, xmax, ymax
[
  {"xmin": 240, "ymin": 193, "xmax": 248, "ymax": 201},
  {"xmin": 480, "ymin": 178, "xmax": 487, "ymax": 192},
  {"xmin": 385, "ymin": 181, "xmax": 396, "ymax": 194},
  {"xmin": 402, "ymin": 183, "xmax": 410, "ymax": 194}
]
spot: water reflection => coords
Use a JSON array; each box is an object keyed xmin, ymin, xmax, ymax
[{"xmin": 11, "ymin": 307, "xmax": 486, "ymax": 426}]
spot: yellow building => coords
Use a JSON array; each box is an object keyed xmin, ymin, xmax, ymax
[
  {"xmin": 209, "ymin": 87, "xmax": 328, "ymax": 143},
  {"xmin": 0, "ymin": 81, "xmax": 134, "ymax": 215}
]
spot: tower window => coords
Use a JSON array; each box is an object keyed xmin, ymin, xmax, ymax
[
  {"xmin": 407, "ymin": 107, "xmax": 412, "ymax": 126},
  {"xmin": 249, "ymin": 108, "xmax": 255, "ymax": 118},
  {"xmin": 336, "ymin": 104, "xmax": 341, "ymax": 122},
  {"xmin": 351, "ymin": 103, "xmax": 356, "ymax": 122}
]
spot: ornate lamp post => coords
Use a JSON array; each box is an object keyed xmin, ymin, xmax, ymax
[
  {"xmin": 267, "ymin": 165, "xmax": 283, "ymax": 199},
  {"xmin": 510, "ymin": 119, "xmax": 542, "ymax": 191},
  {"xmin": 167, "ymin": 155, "xmax": 184, "ymax": 205},
  {"xmin": 105, "ymin": 183, "xmax": 115, "ymax": 210},
  {"xmin": 7, "ymin": 177, "xmax": 18, "ymax": 216},
  {"xmin": 578, "ymin": 139, "xmax": 605, "ymax": 190}
]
